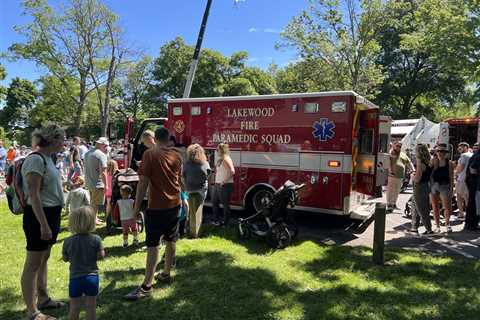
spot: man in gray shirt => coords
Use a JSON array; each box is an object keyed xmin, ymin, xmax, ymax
[{"xmin": 84, "ymin": 137, "xmax": 109, "ymax": 224}]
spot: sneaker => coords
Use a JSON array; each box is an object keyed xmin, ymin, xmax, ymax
[
  {"xmin": 446, "ymin": 226, "xmax": 452, "ymax": 233},
  {"xmin": 123, "ymin": 242, "xmax": 128, "ymax": 248},
  {"xmin": 154, "ymin": 272, "xmax": 173, "ymax": 284},
  {"xmin": 133, "ymin": 239, "xmax": 139, "ymax": 246},
  {"xmin": 434, "ymin": 227, "xmax": 441, "ymax": 233},
  {"xmin": 124, "ymin": 286, "xmax": 152, "ymax": 301}
]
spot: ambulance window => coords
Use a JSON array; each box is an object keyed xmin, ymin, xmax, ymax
[
  {"xmin": 191, "ymin": 106, "xmax": 201, "ymax": 116},
  {"xmin": 359, "ymin": 129, "xmax": 374, "ymax": 154},
  {"xmin": 379, "ymin": 134, "xmax": 389, "ymax": 153},
  {"xmin": 173, "ymin": 106, "xmax": 183, "ymax": 116},
  {"xmin": 291, "ymin": 104, "xmax": 298, "ymax": 112},
  {"xmin": 304, "ymin": 103, "xmax": 319, "ymax": 113}
]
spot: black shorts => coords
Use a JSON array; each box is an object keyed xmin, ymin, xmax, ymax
[
  {"xmin": 23, "ymin": 205, "xmax": 62, "ymax": 251},
  {"xmin": 145, "ymin": 206, "xmax": 180, "ymax": 247}
]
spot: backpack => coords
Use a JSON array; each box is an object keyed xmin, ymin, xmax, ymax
[{"xmin": 5, "ymin": 152, "xmax": 47, "ymax": 215}]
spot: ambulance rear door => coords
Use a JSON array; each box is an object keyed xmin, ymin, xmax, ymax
[{"xmin": 354, "ymin": 108, "xmax": 378, "ymax": 196}]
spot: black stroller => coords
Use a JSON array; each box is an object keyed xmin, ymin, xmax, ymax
[
  {"xmin": 106, "ymin": 168, "xmax": 146, "ymax": 235},
  {"xmin": 237, "ymin": 180, "xmax": 305, "ymax": 249}
]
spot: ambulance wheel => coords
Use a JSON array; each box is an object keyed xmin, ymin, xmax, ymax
[
  {"xmin": 267, "ymin": 223, "xmax": 291, "ymax": 249},
  {"xmin": 247, "ymin": 188, "xmax": 274, "ymax": 214}
]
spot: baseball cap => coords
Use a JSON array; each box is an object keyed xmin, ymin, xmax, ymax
[{"xmin": 95, "ymin": 137, "xmax": 110, "ymax": 146}]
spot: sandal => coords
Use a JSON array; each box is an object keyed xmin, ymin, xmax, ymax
[
  {"xmin": 37, "ymin": 297, "xmax": 66, "ymax": 310},
  {"xmin": 27, "ymin": 311, "xmax": 57, "ymax": 320}
]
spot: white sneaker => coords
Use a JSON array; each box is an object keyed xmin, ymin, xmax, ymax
[{"xmin": 434, "ymin": 227, "xmax": 441, "ymax": 233}]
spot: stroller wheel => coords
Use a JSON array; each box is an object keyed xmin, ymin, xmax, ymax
[
  {"xmin": 285, "ymin": 214, "xmax": 299, "ymax": 240},
  {"xmin": 267, "ymin": 223, "xmax": 291, "ymax": 249},
  {"xmin": 237, "ymin": 222, "xmax": 251, "ymax": 240},
  {"xmin": 137, "ymin": 211, "xmax": 145, "ymax": 233}
]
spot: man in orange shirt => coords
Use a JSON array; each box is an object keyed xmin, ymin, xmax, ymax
[{"xmin": 125, "ymin": 127, "xmax": 183, "ymax": 301}]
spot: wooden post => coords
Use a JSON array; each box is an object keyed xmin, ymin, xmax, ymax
[{"xmin": 372, "ymin": 202, "xmax": 386, "ymax": 265}]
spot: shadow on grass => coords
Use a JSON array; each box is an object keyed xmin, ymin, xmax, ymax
[
  {"xmin": 97, "ymin": 251, "xmax": 295, "ymax": 320},
  {"xmin": 298, "ymin": 245, "xmax": 480, "ymax": 320}
]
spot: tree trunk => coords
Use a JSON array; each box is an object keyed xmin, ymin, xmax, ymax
[{"xmin": 73, "ymin": 73, "xmax": 87, "ymax": 135}]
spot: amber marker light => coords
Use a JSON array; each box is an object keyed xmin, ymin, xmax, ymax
[{"xmin": 328, "ymin": 160, "xmax": 341, "ymax": 167}]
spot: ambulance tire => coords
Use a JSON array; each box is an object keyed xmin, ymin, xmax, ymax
[{"xmin": 247, "ymin": 187, "xmax": 274, "ymax": 214}]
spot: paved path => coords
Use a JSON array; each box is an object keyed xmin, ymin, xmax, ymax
[{"xmin": 297, "ymin": 188, "xmax": 480, "ymax": 259}]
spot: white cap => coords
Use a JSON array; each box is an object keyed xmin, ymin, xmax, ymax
[{"xmin": 95, "ymin": 137, "xmax": 110, "ymax": 146}]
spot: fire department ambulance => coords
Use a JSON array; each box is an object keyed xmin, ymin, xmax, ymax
[{"xmin": 131, "ymin": 91, "xmax": 391, "ymax": 220}]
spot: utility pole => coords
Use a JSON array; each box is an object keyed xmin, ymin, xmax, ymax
[{"xmin": 183, "ymin": 0, "xmax": 213, "ymax": 98}]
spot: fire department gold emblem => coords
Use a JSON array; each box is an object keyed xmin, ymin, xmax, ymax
[{"xmin": 174, "ymin": 120, "xmax": 185, "ymax": 133}]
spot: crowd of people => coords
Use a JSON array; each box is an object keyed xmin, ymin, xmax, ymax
[
  {"xmin": 8, "ymin": 123, "xmax": 480, "ymax": 320},
  {"xmin": 12, "ymin": 125, "xmax": 235, "ymax": 320},
  {"xmin": 387, "ymin": 140, "xmax": 480, "ymax": 234}
]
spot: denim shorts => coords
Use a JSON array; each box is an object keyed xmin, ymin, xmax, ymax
[
  {"xmin": 431, "ymin": 182, "xmax": 451, "ymax": 197},
  {"xmin": 69, "ymin": 274, "xmax": 99, "ymax": 298}
]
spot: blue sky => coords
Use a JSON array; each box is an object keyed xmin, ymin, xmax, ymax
[{"xmin": 0, "ymin": 0, "xmax": 309, "ymax": 86}]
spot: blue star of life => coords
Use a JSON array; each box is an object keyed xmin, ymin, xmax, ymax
[{"xmin": 312, "ymin": 118, "xmax": 336, "ymax": 142}]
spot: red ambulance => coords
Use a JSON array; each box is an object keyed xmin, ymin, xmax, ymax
[{"xmin": 130, "ymin": 91, "xmax": 391, "ymax": 220}]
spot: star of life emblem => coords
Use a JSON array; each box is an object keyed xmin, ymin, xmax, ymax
[{"xmin": 312, "ymin": 118, "xmax": 336, "ymax": 142}]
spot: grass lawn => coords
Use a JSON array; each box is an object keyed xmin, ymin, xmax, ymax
[{"xmin": 1, "ymin": 201, "xmax": 479, "ymax": 320}]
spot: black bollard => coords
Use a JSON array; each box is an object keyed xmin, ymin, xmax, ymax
[{"xmin": 372, "ymin": 202, "xmax": 387, "ymax": 265}]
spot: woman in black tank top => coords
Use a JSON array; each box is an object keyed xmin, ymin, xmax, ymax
[
  {"xmin": 412, "ymin": 144, "xmax": 433, "ymax": 233},
  {"xmin": 430, "ymin": 144, "xmax": 454, "ymax": 233}
]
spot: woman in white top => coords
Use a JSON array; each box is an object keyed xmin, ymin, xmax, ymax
[{"xmin": 212, "ymin": 143, "xmax": 235, "ymax": 226}]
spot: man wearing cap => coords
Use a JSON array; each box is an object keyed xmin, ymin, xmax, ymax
[
  {"xmin": 84, "ymin": 137, "xmax": 109, "ymax": 224},
  {"xmin": 455, "ymin": 142, "xmax": 472, "ymax": 219}
]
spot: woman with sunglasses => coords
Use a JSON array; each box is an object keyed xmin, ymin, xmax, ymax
[{"xmin": 430, "ymin": 143, "xmax": 455, "ymax": 233}]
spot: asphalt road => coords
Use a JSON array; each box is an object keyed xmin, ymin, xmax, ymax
[{"xmin": 294, "ymin": 188, "xmax": 480, "ymax": 260}]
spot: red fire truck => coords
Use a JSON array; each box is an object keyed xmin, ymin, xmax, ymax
[{"xmin": 129, "ymin": 91, "xmax": 391, "ymax": 220}]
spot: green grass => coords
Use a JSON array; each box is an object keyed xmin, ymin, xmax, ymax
[{"xmin": 1, "ymin": 201, "xmax": 479, "ymax": 320}]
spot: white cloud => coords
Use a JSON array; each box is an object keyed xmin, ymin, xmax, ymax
[
  {"xmin": 263, "ymin": 28, "xmax": 281, "ymax": 33},
  {"xmin": 248, "ymin": 27, "xmax": 258, "ymax": 33}
]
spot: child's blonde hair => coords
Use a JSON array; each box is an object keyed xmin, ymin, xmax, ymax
[
  {"xmin": 107, "ymin": 159, "xmax": 118, "ymax": 175},
  {"xmin": 69, "ymin": 206, "xmax": 96, "ymax": 234},
  {"xmin": 72, "ymin": 175, "xmax": 85, "ymax": 187}
]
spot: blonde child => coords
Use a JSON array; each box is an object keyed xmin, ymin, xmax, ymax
[
  {"xmin": 63, "ymin": 206, "xmax": 105, "ymax": 320},
  {"xmin": 65, "ymin": 176, "xmax": 90, "ymax": 214},
  {"xmin": 117, "ymin": 184, "xmax": 138, "ymax": 247}
]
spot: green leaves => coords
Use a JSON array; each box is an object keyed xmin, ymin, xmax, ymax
[
  {"xmin": 0, "ymin": 78, "xmax": 38, "ymax": 130},
  {"xmin": 279, "ymin": 0, "xmax": 385, "ymax": 98},
  {"xmin": 150, "ymin": 37, "xmax": 277, "ymax": 101}
]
